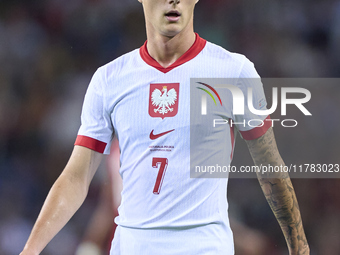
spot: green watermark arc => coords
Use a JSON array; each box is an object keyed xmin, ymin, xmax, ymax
[
  {"xmin": 196, "ymin": 87, "xmax": 217, "ymax": 105},
  {"xmin": 197, "ymin": 82, "xmax": 223, "ymax": 106}
]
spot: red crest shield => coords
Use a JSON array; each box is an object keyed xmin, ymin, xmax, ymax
[{"xmin": 149, "ymin": 83, "xmax": 179, "ymax": 119}]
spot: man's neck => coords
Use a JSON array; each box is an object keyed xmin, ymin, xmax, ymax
[{"xmin": 145, "ymin": 28, "xmax": 196, "ymax": 68}]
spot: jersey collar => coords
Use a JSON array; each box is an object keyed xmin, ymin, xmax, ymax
[{"xmin": 139, "ymin": 33, "xmax": 207, "ymax": 73}]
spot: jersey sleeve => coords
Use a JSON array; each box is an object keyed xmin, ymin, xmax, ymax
[
  {"xmin": 75, "ymin": 68, "xmax": 113, "ymax": 154},
  {"xmin": 232, "ymin": 58, "xmax": 271, "ymax": 140}
]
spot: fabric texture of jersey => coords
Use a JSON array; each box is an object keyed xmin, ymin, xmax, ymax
[{"xmin": 75, "ymin": 34, "xmax": 270, "ymax": 255}]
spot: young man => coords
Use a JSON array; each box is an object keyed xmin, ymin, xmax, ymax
[{"xmin": 20, "ymin": 0, "xmax": 309, "ymax": 254}]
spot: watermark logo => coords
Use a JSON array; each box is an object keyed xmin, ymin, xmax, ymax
[
  {"xmin": 196, "ymin": 82, "xmax": 222, "ymax": 115},
  {"xmin": 190, "ymin": 78, "xmax": 339, "ymax": 179},
  {"xmin": 197, "ymin": 83, "xmax": 312, "ymax": 117}
]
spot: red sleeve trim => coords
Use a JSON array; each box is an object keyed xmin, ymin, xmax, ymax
[
  {"xmin": 139, "ymin": 33, "xmax": 207, "ymax": 73},
  {"xmin": 74, "ymin": 135, "xmax": 107, "ymax": 153},
  {"xmin": 239, "ymin": 116, "xmax": 271, "ymax": 140}
]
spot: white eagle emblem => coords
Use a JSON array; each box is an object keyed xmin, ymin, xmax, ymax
[{"xmin": 151, "ymin": 86, "xmax": 177, "ymax": 115}]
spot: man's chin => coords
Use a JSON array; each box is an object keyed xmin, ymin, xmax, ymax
[{"xmin": 160, "ymin": 24, "xmax": 184, "ymax": 37}]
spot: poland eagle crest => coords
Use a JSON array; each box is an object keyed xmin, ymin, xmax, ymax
[
  {"xmin": 149, "ymin": 83, "xmax": 179, "ymax": 119},
  {"xmin": 152, "ymin": 86, "xmax": 177, "ymax": 114}
]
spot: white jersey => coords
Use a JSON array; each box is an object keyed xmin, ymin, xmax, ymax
[{"xmin": 75, "ymin": 34, "xmax": 270, "ymax": 254}]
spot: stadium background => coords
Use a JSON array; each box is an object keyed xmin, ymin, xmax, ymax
[{"xmin": 0, "ymin": 0, "xmax": 340, "ymax": 254}]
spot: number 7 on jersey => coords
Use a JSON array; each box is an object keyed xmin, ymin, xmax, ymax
[{"xmin": 152, "ymin": 157, "xmax": 168, "ymax": 195}]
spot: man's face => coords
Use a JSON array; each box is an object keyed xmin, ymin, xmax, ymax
[{"xmin": 138, "ymin": 0, "xmax": 198, "ymax": 37}]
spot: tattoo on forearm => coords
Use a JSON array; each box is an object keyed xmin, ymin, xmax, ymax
[{"xmin": 245, "ymin": 128, "xmax": 309, "ymax": 254}]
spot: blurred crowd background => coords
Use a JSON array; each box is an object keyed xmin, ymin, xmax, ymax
[{"xmin": 1, "ymin": 0, "xmax": 340, "ymax": 254}]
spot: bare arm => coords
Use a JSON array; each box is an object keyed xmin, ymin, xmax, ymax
[
  {"xmin": 245, "ymin": 127, "xmax": 309, "ymax": 255},
  {"xmin": 20, "ymin": 145, "xmax": 103, "ymax": 255}
]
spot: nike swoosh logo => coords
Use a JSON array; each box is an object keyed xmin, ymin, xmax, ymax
[{"xmin": 150, "ymin": 129, "xmax": 175, "ymax": 140}]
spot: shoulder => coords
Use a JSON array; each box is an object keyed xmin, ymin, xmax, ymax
[
  {"xmin": 202, "ymin": 41, "xmax": 247, "ymax": 65},
  {"xmin": 95, "ymin": 48, "xmax": 140, "ymax": 81},
  {"xmin": 202, "ymin": 41, "xmax": 259, "ymax": 78}
]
